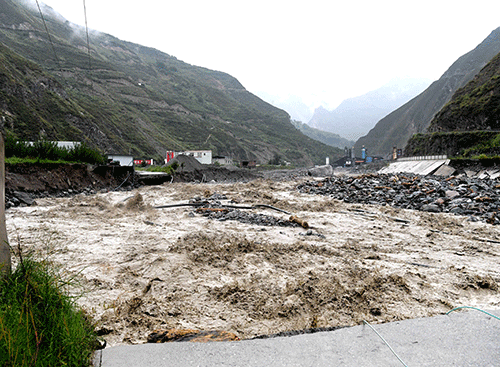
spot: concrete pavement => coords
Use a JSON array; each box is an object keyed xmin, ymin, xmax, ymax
[
  {"xmin": 94, "ymin": 309, "xmax": 500, "ymax": 366},
  {"xmin": 378, "ymin": 159, "xmax": 449, "ymax": 176}
]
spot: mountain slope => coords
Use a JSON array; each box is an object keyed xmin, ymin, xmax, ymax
[
  {"xmin": 428, "ymin": 51, "xmax": 500, "ymax": 132},
  {"xmin": 0, "ymin": 0, "xmax": 341, "ymax": 165},
  {"xmin": 308, "ymin": 78, "xmax": 431, "ymax": 141},
  {"xmin": 354, "ymin": 27, "xmax": 500, "ymax": 157},
  {"xmin": 404, "ymin": 50, "xmax": 500, "ymax": 158},
  {"xmin": 0, "ymin": 41, "xmax": 108, "ymax": 144}
]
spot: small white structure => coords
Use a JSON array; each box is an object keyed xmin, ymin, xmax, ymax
[
  {"xmin": 107, "ymin": 154, "xmax": 134, "ymax": 166},
  {"xmin": 213, "ymin": 155, "xmax": 232, "ymax": 166},
  {"xmin": 27, "ymin": 141, "xmax": 81, "ymax": 149},
  {"xmin": 56, "ymin": 141, "xmax": 80, "ymax": 149}
]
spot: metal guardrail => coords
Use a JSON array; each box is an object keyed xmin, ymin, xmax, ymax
[{"xmin": 396, "ymin": 155, "xmax": 447, "ymax": 162}]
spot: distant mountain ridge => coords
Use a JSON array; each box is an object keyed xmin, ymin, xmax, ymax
[
  {"xmin": 289, "ymin": 120, "xmax": 355, "ymax": 149},
  {"xmin": 307, "ymin": 77, "xmax": 432, "ymax": 141},
  {"xmin": 0, "ymin": 0, "xmax": 342, "ymax": 165},
  {"xmin": 355, "ymin": 27, "xmax": 500, "ymax": 157}
]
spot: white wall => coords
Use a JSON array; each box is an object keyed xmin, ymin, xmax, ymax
[{"xmin": 107, "ymin": 155, "xmax": 134, "ymax": 166}]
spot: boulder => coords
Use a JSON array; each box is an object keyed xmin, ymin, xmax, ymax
[{"xmin": 307, "ymin": 165, "xmax": 333, "ymax": 177}]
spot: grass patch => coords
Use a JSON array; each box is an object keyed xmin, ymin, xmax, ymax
[
  {"xmin": 143, "ymin": 163, "xmax": 178, "ymax": 175},
  {"xmin": 5, "ymin": 157, "xmax": 79, "ymax": 165},
  {"xmin": 0, "ymin": 252, "xmax": 98, "ymax": 366}
]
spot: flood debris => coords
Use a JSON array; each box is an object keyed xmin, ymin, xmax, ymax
[
  {"xmin": 147, "ymin": 329, "xmax": 240, "ymax": 343},
  {"xmin": 289, "ymin": 215, "xmax": 309, "ymax": 229},
  {"xmin": 155, "ymin": 192, "xmax": 298, "ymax": 228},
  {"xmin": 203, "ymin": 209, "xmax": 300, "ymax": 227},
  {"xmin": 298, "ymin": 173, "xmax": 500, "ymax": 224}
]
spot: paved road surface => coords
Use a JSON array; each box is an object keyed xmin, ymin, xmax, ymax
[{"xmin": 94, "ymin": 309, "xmax": 500, "ymax": 366}]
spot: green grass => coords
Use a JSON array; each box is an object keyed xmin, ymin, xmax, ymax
[
  {"xmin": 143, "ymin": 163, "xmax": 177, "ymax": 175},
  {"xmin": 0, "ymin": 253, "xmax": 98, "ymax": 367},
  {"xmin": 5, "ymin": 157, "xmax": 78, "ymax": 165}
]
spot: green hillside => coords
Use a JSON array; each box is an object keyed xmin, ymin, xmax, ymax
[
  {"xmin": 405, "ymin": 50, "xmax": 500, "ymax": 158},
  {"xmin": 0, "ymin": 0, "xmax": 342, "ymax": 165},
  {"xmin": 428, "ymin": 51, "xmax": 500, "ymax": 133}
]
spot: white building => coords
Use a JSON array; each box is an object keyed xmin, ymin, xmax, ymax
[
  {"xmin": 107, "ymin": 154, "xmax": 134, "ymax": 166},
  {"xmin": 166, "ymin": 150, "xmax": 212, "ymax": 165}
]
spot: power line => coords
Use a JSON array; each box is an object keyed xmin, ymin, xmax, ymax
[
  {"xmin": 34, "ymin": 0, "xmax": 62, "ymax": 73},
  {"xmin": 83, "ymin": 0, "xmax": 92, "ymax": 71}
]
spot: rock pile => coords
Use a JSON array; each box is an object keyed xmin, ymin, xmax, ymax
[
  {"xmin": 190, "ymin": 194, "xmax": 299, "ymax": 227},
  {"xmin": 297, "ymin": 173, "xmax": 500, "ymax": 224},
  {"xmin": 202, "ymin": 209, "xmax": 300, "ymax": 227}
]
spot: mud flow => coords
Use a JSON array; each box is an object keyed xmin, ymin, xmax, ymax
[{"xmin": 7, "ymin": 178, "xmax": 500, "ymax": 346}]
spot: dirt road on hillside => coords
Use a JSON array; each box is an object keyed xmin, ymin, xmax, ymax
[{"xmin": 6, "ymin": 178, "xmax": 500, "ymax": 347}]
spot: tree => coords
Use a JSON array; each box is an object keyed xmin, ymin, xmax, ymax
[
  {"xmin": 0, "ymin": 132, "xmax": 10, "ymax": 276},
  {"xmin": 269, "ymin": 152, "xmax": 281, "ymax": 166}
]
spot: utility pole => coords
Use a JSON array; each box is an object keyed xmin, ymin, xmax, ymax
[{"xmin": 0, "ymin": 132, "xmax": 10, "ymax": 276}]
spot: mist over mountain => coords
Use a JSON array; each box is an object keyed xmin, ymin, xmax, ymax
[
  {"xmin": 307, "ymin": 77, "xmax": 432, "ymax": 141},
  {"xmin": 0, "ymin": 0, "xmax": 342, "ymax": 165},
  {"xmin": 290, "ymin": 120, "xmax": 355, "ymax": 149},
  {"xmin": 355, "ymin": 27, "xmax": 500, "ymax": 157},
  {"xmin": 255, "ymin": 92, "xmax": 314, "ymax": 124}
]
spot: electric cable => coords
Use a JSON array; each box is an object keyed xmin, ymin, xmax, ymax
[
  {"xmin": 113, "ymin": 171, "xmax": 132, "ymax": 191},
  {"xmin": 446, "ymin": 306, "xmax": 500, "ymax": 321},
  {"xmin": 83, "ymin": 0, "xmax": 92, "ymax": 71},
  {"xmin": 34, "ymin": 0, "xmax": 62, "ymax": 73},
  {"xmin": 362, "ymin": 320, "xmax": 408, "ymax": 367}
]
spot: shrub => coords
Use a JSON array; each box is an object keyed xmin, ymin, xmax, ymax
[{"xmin": 4, "ymin": 138, "xmax": 105, "ymax": 165}]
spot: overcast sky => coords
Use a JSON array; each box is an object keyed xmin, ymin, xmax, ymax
[{"xmin": 32, "ymin": 0, "xmax": 500, "ymax": 110}]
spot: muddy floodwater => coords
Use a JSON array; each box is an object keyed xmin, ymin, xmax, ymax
[{"xmin": 7, "ymin": 178, "xmax": 500, "ymax": 346}]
